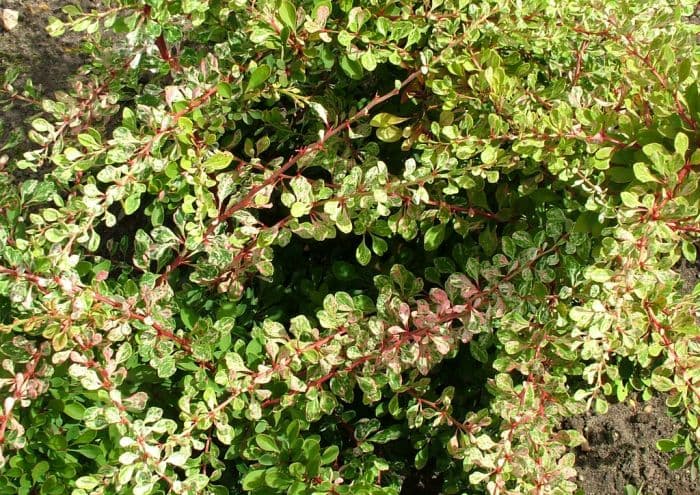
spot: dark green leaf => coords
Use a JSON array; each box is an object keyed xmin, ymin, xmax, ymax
[
  {"xmin": 247, "ymin": 65, "xmax": 272, "ymax": 92},
  {"xmin": 424, "ymin": 224, "xmax": 446, "ymax": 251}
]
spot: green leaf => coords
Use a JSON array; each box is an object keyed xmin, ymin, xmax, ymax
[
  {"xmin": 320, "ymin": 445, "xmax": 339, "ymax": 465},
  {"xmin": 247, "ymin": 65, "xmax": 272, "ymax": 92},
  {"xmin": 633, "ymin": 162, "xmax": 658, "ymax": 183},
  {"xmin": 656, "ymin": 439, "xmax": 676, "ymax": 452},
  {"xmin": 264, "ymin": 468, "xmax": 290, "ymax": 489},
  {"xmin": 255, "ymin": 434, "xmax": 279, "ymax": 452},
  {"xmin": 278, "ymin": 1, "xmax": 297, "ymax": 31},
  {"xmin": 75, "ymin": 477, "xmax": 100, "ymax": 490},
  {"xmin": 76, "ymin": 445, "xmax": 103, "ymax": 460},
  {"xmin": 376, "ymin": 126, "xmax": 402, "ymax": 143},
  {"xmin": 371, "ymin": 235, "xmax": 388, "ymax": 256},
  {"xmin": 681, "ymin": 240, "xmax": 696, "ymax": 263},
  {"xmin": 415, "ymin": 447, "xmax": 429, "ymax": 470},
  {"xmin": 45, "ymin": 227, "xmax": 66, "ymax": 243},
  {"xmin": 340, "ymin": 55, "xmax": 363, "ymax": 79},
  {"xmin": 650, "ymin": 372, "xmax": 674, "ymax": 392},
  {"xmin": 308, "ymin": 101, "xmax": 329, "ymax": 126},
  {"xmin": 356, "ymin": 239, "xmax": 371, "ymax": 266},
  {"xmin": 624, "ymin": 485, "xmax": 638, "ymax": 495},
  {"xmin": 290, "ymin": 201, "xmax": 311, "ymax": 218},
  {"xmin": 668, "ymin": 454, "xmax": 686, "ymax": 470},
  {"xmin": 64, "ymin": 402, "xmax": 86, "ymax": 420},
  {"xmin": 181, "ymin": 306, "xmax": 197, "ymax": 330},
  {"xmin": 203, "ymin": 151, "xmax": 233, "ymax": 172},
  {"xmin": 370, "ymin": 113, "xmax": 410, "ymax": 127},
  {"xmin": 674, "ymin": 132, "xmax": 689, "ymax": 157},
  {"xmin": 156, "ymin": 357, "xmax": 176, "ymax": 378},
  {"xmin": 124, "ymin": 194, "xmax": 141, "ymax": 215},
  {"xmin": 241, "ymin": 470, "xmax": 265, "ymax": 490},
  {"xmin": 424, "ymin": 224, "xmax": 446, "ymax": 251},
  {"xmin": 32, "ymin": 461, "xmax": 50, "ymax": 481},
  {"xmin": 587, "ymin": 268, "xmax": 613, "ymax": 283},
  {"xmin": 620, "ymin": 191, "xmax": 640, "ymax": 208},
  {"xmin": 360, "ymin": 51, "xmax": 377, "ymax": 71},
  {"xmin": 478, "ymin": 226, "xmax": 498, "ymax": 256},
  {"xmin": 217, "ymin": 82, "xmax": 232, "ymax": 98},
  {"xmin": 594, "ymin": 397, "xmax": 608, "ymax": 415}
]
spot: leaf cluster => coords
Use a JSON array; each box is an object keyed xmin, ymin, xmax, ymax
[{"xmin": 0, "ymin": 1, "xmax": 699, "ymax": 494}]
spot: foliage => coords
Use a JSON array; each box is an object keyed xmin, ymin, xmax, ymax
[{"xmin": 0, "ymin": 1, "xmax": 699, "ymax": 494}]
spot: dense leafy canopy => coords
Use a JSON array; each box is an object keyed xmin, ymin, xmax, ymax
[{"xmin": 0, "ymin": 1, "xmax": 699, "ymax": 494}]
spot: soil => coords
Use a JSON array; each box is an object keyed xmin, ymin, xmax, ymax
[
  {"xmin": 566, "ymin": 396, "xmax": 699, "ymax": 495},
  {"xmin": 1, "ymin": 2, "xmax": 700, "ymax": 495},
  {"xmin": 679, "ymin": 259, "xmax": 700, "ymax": 295},
  {"xmin": 0, "ymin": 0, "xmax": 91, "ymax": 156}
]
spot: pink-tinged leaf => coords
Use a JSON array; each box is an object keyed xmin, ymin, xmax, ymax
[
  {"xmin": 399, "ymin": 302, "xmax": 410, "ymax": 327},
  {"xmin": 430, "ymin": 288, "xmax": 450, "ymax": 314}
]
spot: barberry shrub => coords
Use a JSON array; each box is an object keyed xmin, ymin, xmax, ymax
[{"xmin": 0, "ymin": 1, "xmax": 699, "ymax": 494}]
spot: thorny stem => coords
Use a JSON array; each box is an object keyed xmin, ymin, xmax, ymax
[{"xmin": 158, "ymin": 70, "xmax": 423, "ymax": 283}]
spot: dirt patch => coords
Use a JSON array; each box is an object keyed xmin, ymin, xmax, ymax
[
  {"xmin": 567, "ymin": 397, "xmax": 699, "ymax": 495},
  {"xmin": 0, "ymin": 0, "xmax": 92, "ymax": 155},
  {"xmin": 678, "ymin": 259, "xmax": 700, "ymax": 295}
]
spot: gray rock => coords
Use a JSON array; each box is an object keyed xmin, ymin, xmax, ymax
[{"xmin": 1, "ymin": 8, "xmax": 18, "ymax": 31}]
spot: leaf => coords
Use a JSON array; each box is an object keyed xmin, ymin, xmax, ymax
[
  {"xmin": 681, "ymin": 240, "xmax": 696, "ymax": 263},
  {"xmin": 217, "ymin": 82, "xmax": 232, "ymax": 98},
  {"xmin": 255, "ymin": 434, "xmax": 279, "ymax": 452},
  {"xmin": 241, "ymin": 470, "xmax": 265, "ymax": 490},
  {"xmin": 340, "ymin": 55, "xmax": 363, "ymax": 80},
  {"xmin": 470, "ymin": 341, "xmax": 488, "ymax": 363},
  {"xmin": 64, "ymin": 402, "xmax": 86, "ymax": 420},
  {"xmin": 478, "ymin": 226, "xmax": 498, "ymax": 256},
  {"xmin": 372, "ymin": 235, "xmax": 388, "ymax": 256},
  {"xmin": 360, "ymin": 51, "xmax": 377, "ymax": 71},
  {"xmin": 181, "ymin": 306, "xmax": 197, "ymax": 330},
  {"xmin": 247, "ymin": 65, "xmax": 272, "ymax": 92},
  {"xmin": 278, "ymin": 1, "xmax": 297, "ymax": 31},
  {"xmin": 356, "ymin": 239, "xmax": 371, "ymax": 266},
  {"xmin": 620, "ymin": 191, "xmax": 640, "ymax": 208},
  {"xmin": 480, "ymin": 146, "xmax": 498, "ymax": 165},
  {"xmin": 594, "ymin": 397, "xmax": 608, "ymax": 415},
  {"xmin": 203, "ymin": 151, "xmax": 233, "ymax": 172},
  {"xmin": 123, "ymin": 194, "xmax": 141, "ymax": 215},
  {"xmin": 668, "ymin": 454, "xmax": 686, "ymax": 470},
  {"xmin": 32, "ymin": 461, "xmax": 50, "ymax": 481},
  {"xmin": 290, "ymin": 202, "xmax": 311, "ymax": 218},
  {"xmin": 265, "ymin": 468, "xmax": 290, "ymax": 489},
  {"xmin": 633, "ymin": 162, "xmax": 658, "ymax": 183},
  {"xmin": 309, "ymin": 101, "xmax": 328, "ymax": 126},
  {"xmin": 370, "ymin": 113, "xmax": 410, "ymax": 127},
  {"xmin": 376, "ymin": 126, "xmax": 402, "ymax": 143},
  {"xmin": 415, "ymin": 447, "xmax": 429, "ymax": 470},
  {"xmin": 45, "ymin": 227, "xmax": 66, "ymax": 243},
  {"xmin": 64, "ymin": 147, "xmax": 83, "ymax": 161},
  {"xmin": 424, "ymin": 224, "xmax": 446, "ymax": 251},
  {"xmin": 156, "ymin": 357, "xmax": 176, "ymax": 378},
  {"xmin": 650, "ymin": 372, "xmax": 674, "ymax": 392},
  {"xmin": 166, "ymin": 448, "xmax": 191, "ymax": 466},
  {"xmin": 674, "ymin": 132, "xmax": 689, "ymax": 157},
  {"xmin": 656, "ymin": 439, "xmax": 676, "ymax": 452},
  {"xmin": 320, "ymin": 445, "xmax": 339, "ymax": 465},
  {"xmin": 75, "ymin": 477, "xmax": 100, "ymax": 490},
  {"xmin": 587, "ymin": 268, "xmax": 613, "ymax": 283}
]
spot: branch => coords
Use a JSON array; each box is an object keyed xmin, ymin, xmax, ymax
[
  {"xmin": 0, "ymin": 265, "xmax": 195, "ymax": 356},
  {"xmin": 159, "ymin": 70, "xmax": 423, "ymax": 281}
]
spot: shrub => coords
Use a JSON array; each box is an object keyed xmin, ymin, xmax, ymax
[{"xmin": 0, "ymin": 1, "xmax": 699, "ymax": 494}]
